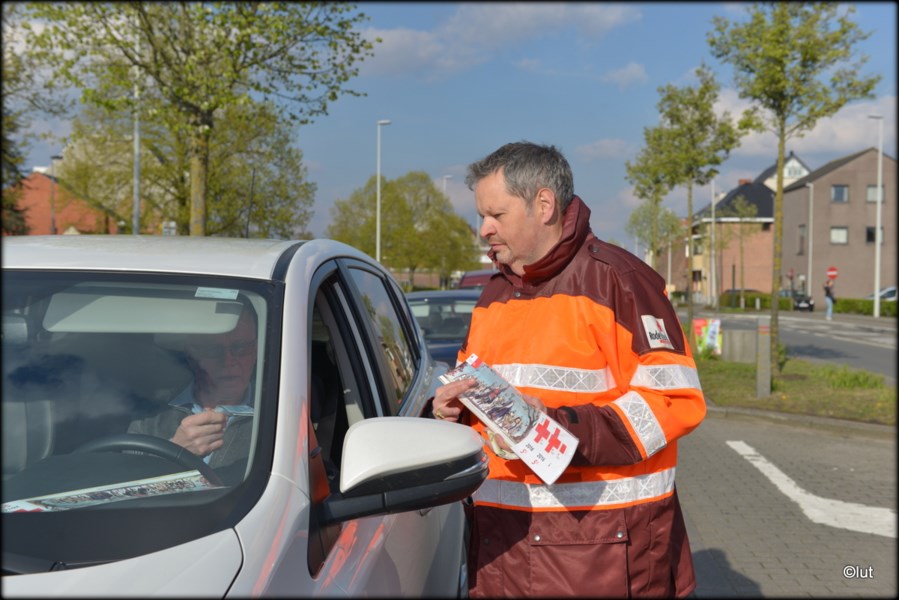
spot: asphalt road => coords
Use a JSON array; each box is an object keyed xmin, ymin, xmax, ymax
[{"xmin": 679, "ymin": 408, "xmax": 896, "ymax": 598}]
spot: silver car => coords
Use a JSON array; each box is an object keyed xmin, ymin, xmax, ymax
[{"xmin": 2, "ymin": 236, "xmax": 486, "ymax": 597}]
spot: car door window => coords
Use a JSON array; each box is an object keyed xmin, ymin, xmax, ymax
[
  {"xmin": 306, "ymin": 267, "xmax": 393, "ymax": 575},
  {"xmin": 346, "ymin": 266, "xmax": 415, "ymax": 416}
]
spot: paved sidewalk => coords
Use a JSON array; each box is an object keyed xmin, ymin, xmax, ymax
[{"xmin": 680, "ymin": 404, "xmax": 897, "ymax": 598}]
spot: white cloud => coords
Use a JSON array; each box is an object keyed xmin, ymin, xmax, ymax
[
  {"xmin": 574, "ymin": 138, "xmax": 634, "ymax": 162},
  {"xmin": 600, "ymin": 62, "xmax": 648, "ymax": 90},
  {"xmin": 718, "ymin": 91, "xmax": 897, "ymax": 160},
  {"xmin": 362, "ymin": 3, "xmax": 641, "ymax": 79}
]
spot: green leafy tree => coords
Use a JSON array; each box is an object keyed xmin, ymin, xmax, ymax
[
  {"xmin": 625, "ymin": 200, "xmax": 683, "ymax": 274},
  {"xmin": 22, "ymin": 2, "xmax": 374, "ymax": 236},
  {"xmin": 327, "ymin": 171, "xmax": 480, "ymax": 284},
  {"xmin": 2, "ymin": 113, "xmax": 29, "ymax": 235},
  {"xmin": 709, "ymin": 3, "xmax": 880, "ymax": 375},
  {"xmin": 59, "ymin": 99, "xmax": 315, "ymax": 237},
  {"xmin": 642, "ymin": 64, "xmax": 757, "ymax": 351},
  {"xmin": 626, "ymin": 128, "xmax": 676, "ymax": 271},
  {"xmin": 327, "ymin": 177, "xmax": 378, "ymax": 254},
  {"xmin": 2, "ymin": 3, "xmax": 72, "ymax": 234}
]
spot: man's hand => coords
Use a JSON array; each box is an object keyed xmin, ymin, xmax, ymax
[
  {"xmin": 432, "ymin": 378, "xmax": 478, "ymax": 422},
  {"xmin": 490, "ymin": 393, "xmax": 547, "ymax": 458},
  {"xmin": 171, "ymin": 409, "xmax": 227, "ymax": 457}
]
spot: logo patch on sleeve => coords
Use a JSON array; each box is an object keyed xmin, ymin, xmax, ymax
[{"xmin": 641, "ymin": 315, "xmax": 675, "ymax": 350}]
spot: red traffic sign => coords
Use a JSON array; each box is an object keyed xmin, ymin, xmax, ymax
[{"xmin": 827, "ymin": 266, "xmax": 838, "ymax": 279}]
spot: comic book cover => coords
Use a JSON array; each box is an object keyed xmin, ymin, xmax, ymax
[{"xmin": 438, "ymin": 353, "xmax": 578, "ymax": 485}]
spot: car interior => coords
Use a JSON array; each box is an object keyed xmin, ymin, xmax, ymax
[{"xmin": 2, "ymin": 284, "xmax": 262, "ymax": 494}]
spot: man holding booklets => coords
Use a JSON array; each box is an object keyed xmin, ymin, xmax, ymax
[{"xmin": 431, "ymin": 141, "xmax": 706, "ymax": 597}]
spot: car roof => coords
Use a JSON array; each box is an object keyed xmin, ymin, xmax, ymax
[{"xmin": 1, "ymin": 236, "xmax": 370, "ymax": 280}]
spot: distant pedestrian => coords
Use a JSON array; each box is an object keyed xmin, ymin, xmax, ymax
[{"xmin": 823, "ymin": 279, "xmax": 835, "ymax": 320}]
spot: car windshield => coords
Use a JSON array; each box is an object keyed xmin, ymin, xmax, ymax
[
  {"xmin": 2, "ymin": 270, "xmax": 277, "ymax": 567},
  {"xmin": 408, "ymin": 297, "xmax": 476, "ymax": 341}
]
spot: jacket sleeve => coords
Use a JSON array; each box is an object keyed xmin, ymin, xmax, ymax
[{"xmin": 548, "ymin": 259, "xmax": 706, "ymax": 467}]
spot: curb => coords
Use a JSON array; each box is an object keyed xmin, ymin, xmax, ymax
[{"xmin": 704, "ymin": 402, "xmax": 895, "ymax": 438}]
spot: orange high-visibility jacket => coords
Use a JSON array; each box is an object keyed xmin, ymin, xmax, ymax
[{"xmin": 460, "ymin": 196, "xmax": 705, "ymax": 598}]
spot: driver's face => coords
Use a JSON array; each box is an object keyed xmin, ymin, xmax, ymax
[{"xmin": 187, "ymin": 311, "xmax": 257, "ymax": 405}]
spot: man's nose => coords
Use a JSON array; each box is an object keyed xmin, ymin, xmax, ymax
[{"xmin": 479, "ymin": 218, "xmax": 494, "ymax": 239}]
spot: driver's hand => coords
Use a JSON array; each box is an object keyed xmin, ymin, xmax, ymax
[{"xmin": 171, "ymin": 408, "xmax": 227, "ymax": 457}]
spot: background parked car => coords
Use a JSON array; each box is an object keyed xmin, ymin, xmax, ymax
[
  {"xmin": 2, "ymin": 235, "xmax": 487, "ymax": 597},
  {"xmin": 456, "ymin": 268, "xmax": 496, "ymax": 291},
  {"xmin": 866, "ymin": 285, "xmax": 897, "ymax": 302},
  {"xmin": 779, "ymin": 289, "xmax": 815, "ymax": 311},
  {"xmin": 407, "ymin": 289, "xmax": 480, "ymax": 366}
]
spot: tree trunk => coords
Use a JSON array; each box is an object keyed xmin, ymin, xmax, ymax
[
  {"xmin": 770, "ymin": 121, "xmax": 786, "ymax": 376},
  {"xmin": 189, "ymin": 114, "xmax": 212, "ymax": 236}
]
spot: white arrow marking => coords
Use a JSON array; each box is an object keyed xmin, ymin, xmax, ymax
[{"xmin": 727, "ymin": 440, "xmax": 896, "ymax": 538}]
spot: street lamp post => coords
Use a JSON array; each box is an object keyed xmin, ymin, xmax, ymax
[
  {"xmin": 805, "ymin": 182, "xmax": 814, "ymax": 297},
  {"xmin": 868, "ymin": 114, "xmax": 884, "ymax": 318},
  {"xmin": 49, "ymin": 154, "xmax": 62, "ymax": 235},
  {"xmin": 710, "ymin": 178, "xmax": 717, "ymax": 310},
  {"xmin": 442, "ymin": 174, "xmax": 452, "ymax": 195},
  {"xmin": 376, "ymin": 119, "xmax": 391, "ymax": 263}
]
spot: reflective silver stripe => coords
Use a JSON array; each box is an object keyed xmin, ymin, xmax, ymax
[
  {"xmin": 472, "ymin": 468, "xmax": 676, "ymax": 509},
  {"xmin": 631, "ymin": 363, "xmax": 702, "ymax": 391},
  {"xmin": 613, "ymin": 391, "xmax": 667, "ymax": 457},
  {"xmin": 493, "ymin": 363, "xmax": 616, "ymax": 393}
]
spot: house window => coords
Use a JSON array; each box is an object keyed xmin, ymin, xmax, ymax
[
  {"xmin": 866, "ymin": 185, "xmax": 885, "ymax": 203},
  {"xmin": 830, "ymin": 227, "xmax": 848, "ymax": 245},
  {"xmin": 797, "ymin": 224, "xmax": 806, "ymax": 255},
  {"xmin": 831, "ymin": 185, "xmax": 849, "ymax": 203},
  {"xmin": 866, "ymin": 226, "xmax": 884, "ymax": 244}
]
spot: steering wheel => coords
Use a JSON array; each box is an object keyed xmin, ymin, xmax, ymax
[{"xmin": 75, "ymin": 433, "xmax": 223, "ymax": 487}]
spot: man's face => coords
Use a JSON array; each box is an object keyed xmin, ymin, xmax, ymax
[
  {"xmin": 475, "ymin": 170, "xmax": 550, "ymax": 276},
  {"xmin": 186, "ymin": 312, "xmax": 257, "ymax": 405}
]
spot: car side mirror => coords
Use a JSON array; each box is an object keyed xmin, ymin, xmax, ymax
[{"xmin": 321, "ymin": 417, "xmax": 487, "ymax": 524}]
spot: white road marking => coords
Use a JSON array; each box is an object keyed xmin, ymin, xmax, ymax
[{"xmin": 726, "ymin": 440, "xmax": 896, "ymax": 539}]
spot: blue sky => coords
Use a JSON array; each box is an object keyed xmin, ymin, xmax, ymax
[{"xmin": 24, "ymin": 2, "xmax": 897, "ymax": 248}]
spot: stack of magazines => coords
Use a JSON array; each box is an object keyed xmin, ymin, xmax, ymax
[{"xmin": 439, "ymin": 354, "xmax": 578, "ymax": 485}]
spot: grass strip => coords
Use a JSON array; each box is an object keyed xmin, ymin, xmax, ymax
[{"xmin": 695, "ymin": 356, "xmax": 896, "ymax": 426}]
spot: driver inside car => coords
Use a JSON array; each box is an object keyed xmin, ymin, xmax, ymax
[{"xmin": 128, "ymin": 302, "xmax": 258, "ymax": 471}]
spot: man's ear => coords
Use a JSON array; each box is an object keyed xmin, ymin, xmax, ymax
[{"xmin": 536, "ymin": 188, "xmax": 558, "ymax": 224}]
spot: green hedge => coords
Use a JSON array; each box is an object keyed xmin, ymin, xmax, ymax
[
  {"xmin": 835, "ymin": 297, "xmax": 897, "ymax": 317},
  {"xmin": 714, "ymin": 291, "xmax": 896, "ymax": 316}
]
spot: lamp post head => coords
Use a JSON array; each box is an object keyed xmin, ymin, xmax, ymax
[
  {"xmin": 377, "ymin": 119, "xmax": 391, "ymax": 126},
  {"xmin": 867, "ymin": 114, "xmax": 883, "ymax": 120}
]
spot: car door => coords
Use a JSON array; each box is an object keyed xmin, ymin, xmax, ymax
[{"xmin": 304, "ymin": 259, "xmax": 465, "ymax": 597}]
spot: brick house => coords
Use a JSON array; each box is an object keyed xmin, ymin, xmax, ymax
[
  {"xmin": 782, "ymin": 147, "xmax": 896, "ymax": 307},
  {"xmin": 659, "ymin": 147, "xmax": 896, "ymax": 306},
  {"xmin": 661, "ymin": 151, "xmax": 811, "ymax": 304},
  {"xmin": 8, "ymin": 169, "xmax": 119, "ymax": 235}
]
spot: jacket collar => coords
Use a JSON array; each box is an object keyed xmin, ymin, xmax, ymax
[{"xmin": 491, "ymin": 195, "xmax": 592, "ymax": 287}]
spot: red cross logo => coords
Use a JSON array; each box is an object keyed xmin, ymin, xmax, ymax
[{"xmin": 533, "ymin": 418, "xmax": 567, "ymax": 454}]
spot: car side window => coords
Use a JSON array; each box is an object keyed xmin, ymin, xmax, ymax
[{"xmin": 346, "ymin": 267, "xmax": 415, "ymax": 416}]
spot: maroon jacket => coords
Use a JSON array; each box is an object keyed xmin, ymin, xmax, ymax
[{"xmin": 463, "ymin": 197, "xmax": 702, "ymax": 597}]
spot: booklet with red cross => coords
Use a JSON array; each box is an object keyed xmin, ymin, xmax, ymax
[{"xmin": 438, "ymin": 353, "xmax": 579, "ymax": 485}]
